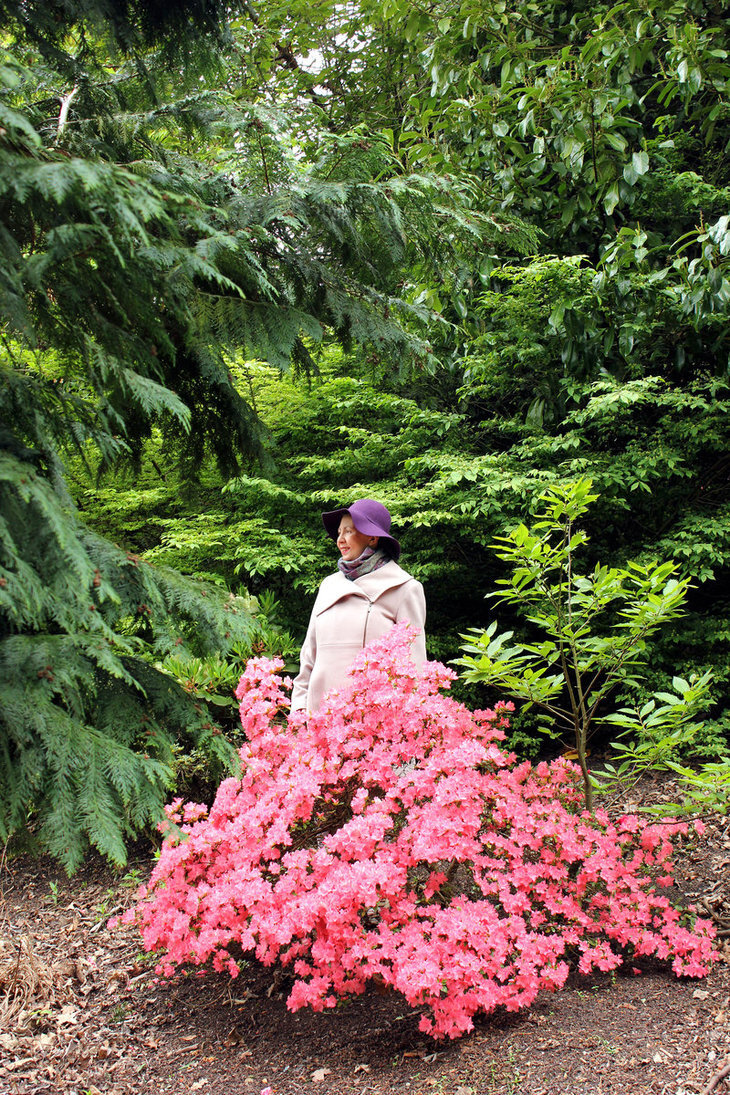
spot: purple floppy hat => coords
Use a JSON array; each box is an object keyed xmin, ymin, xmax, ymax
[{"xmin": 322, "ymin": 498, "xmax": 401, "ymax": 562}]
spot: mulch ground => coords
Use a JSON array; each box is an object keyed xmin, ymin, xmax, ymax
[{"xmin": 2, "ymin": 779, "xmax": 729, "ymax": 1095}]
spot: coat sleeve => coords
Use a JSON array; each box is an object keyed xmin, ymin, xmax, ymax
[
  {"xmin": 396, "ymin": 579, "xmax": 427, "ymax": 665},
  {"xmin": 290, "ymin": 606, "xmax": 316, "ymax": 712}
]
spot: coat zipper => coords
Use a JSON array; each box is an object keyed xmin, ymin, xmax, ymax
[{"xmin": 363, "ymin": 599, "xmax": 373, "ymax": 646}]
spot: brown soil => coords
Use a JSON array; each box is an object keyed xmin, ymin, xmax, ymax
[{"xmin": 2, "ymin": 787, "xmax": 729, "ymax": 1095}]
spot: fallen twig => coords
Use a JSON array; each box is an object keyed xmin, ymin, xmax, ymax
[{"xmin": 701, "ymin": 1061, "xmax": 730, "ymax": 1095}]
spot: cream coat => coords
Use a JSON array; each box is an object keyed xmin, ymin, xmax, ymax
[{"xmin": 290, "ymin": 560, "xmax": 426, "ymax": 714}]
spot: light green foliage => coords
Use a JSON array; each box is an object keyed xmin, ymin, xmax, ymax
[
  {"xmin": 80, "ymin": 353, "xmax": 730, "ymax": 749},
  {"xmin": 0, "ymin": 50, "xmax": 482, "ymax": 478},
  {"xmin": 663, "ymin": 761, "xmax": 730, "ymax": 816},
  {"xmin": 76, "ymin": 361, "xmax": 507, "ymax": 674},
  {"xmin": 243, "ymin": 1, "xmax": 729, "ymax": 249},
  {"xmin": 457, "ymin": 481, "xmax": 700, "ymax": 808},
  {"xmin": 597, "ymin": 670, "xmax": 720, "ymax": 787},
  {"xmin": 596, "ymin": 671, "xmax": 730, "ymax": 817}
]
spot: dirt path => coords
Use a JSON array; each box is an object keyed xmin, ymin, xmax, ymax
[{"xmin": 2, "ymin": 808, "xmax": 729, "ymax": 1095}]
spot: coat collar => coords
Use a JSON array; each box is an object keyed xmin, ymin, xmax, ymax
[{"xmin": 313, "ymin": 560, "xmax": 413, "ymax": 614}]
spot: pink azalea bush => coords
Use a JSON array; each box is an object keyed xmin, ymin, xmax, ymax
[{"xmin": 121, "ymin": 624, "xmax": 715, "ymax": 1039}]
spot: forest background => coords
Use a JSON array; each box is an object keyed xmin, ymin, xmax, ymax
[{"xmin": 1, "ymin": 0, "xmax": 729, "ymax": 872}]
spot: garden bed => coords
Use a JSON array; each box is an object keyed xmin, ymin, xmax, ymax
[{"xmin": 2, "ymin": 779, "xmax": 729, "ymax": 1095}]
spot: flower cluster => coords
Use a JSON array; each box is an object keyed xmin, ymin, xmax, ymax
[{"xmin": 121, "ymin": 624, "xmax": 715, "ymax": 1039}]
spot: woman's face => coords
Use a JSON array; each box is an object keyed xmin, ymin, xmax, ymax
[{"xmin": 337, "ymin": 514, "xmax": 377, "ymax": 561}]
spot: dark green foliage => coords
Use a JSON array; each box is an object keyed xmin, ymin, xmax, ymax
[
  {"xmin": 0, "ymin": 443, "xmax": 258, "ymax": 870},
  {"xmin": 0, "ymin": 0, "xmax": 241, "ymax": 74},
  {"xmin": 3, "ymin": 2, "xmax": 505, "ymax": 867}
]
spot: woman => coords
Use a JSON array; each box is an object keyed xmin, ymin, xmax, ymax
[{"xmin": 290, "ymin": 498, "xmax": 426, "ymax": 714}]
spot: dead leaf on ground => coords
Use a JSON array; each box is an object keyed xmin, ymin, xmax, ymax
[
  {"xmin": 311, "ymin": 1067, "xmax": 331, "ymax": 1082},
  {"xmin": 221, "ymin": 1026, "xmax": 243, "ymax": 1047},
  {"xmin": 4, "ymin": 1057, "xmax": 36, "ymax": 1072}
]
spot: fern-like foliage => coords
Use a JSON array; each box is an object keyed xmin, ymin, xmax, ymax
[
  {"xmin": 0, "ymin": 443, "xmax": 256, "ymax": 870},
  {"xmin": 2, "ymin": 44, "xmax": 520, "ymax": 474},
  {"xmin": 0, "ymin": 0, "xmax": 240, "ymax": 77}
]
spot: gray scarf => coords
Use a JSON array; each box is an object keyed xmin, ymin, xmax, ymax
[{"xmin": 338, "ymin": 546, "xmax": 389, "ymax": 581}]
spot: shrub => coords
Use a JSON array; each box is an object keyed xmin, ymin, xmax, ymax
[
  {"xmin": 457, "ymin": 479, "xmax": 696, "ymax": 810},
  {"xmin": 122, "ymin": 625, "xmax": 715, "ymax": 1040}
]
